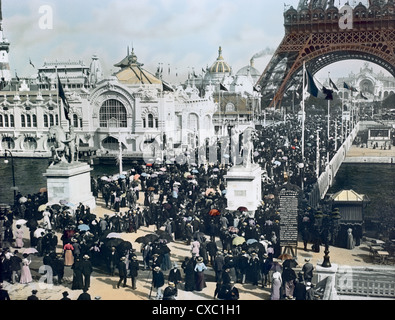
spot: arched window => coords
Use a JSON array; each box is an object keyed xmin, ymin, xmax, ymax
[
  {"xmin": 32, "ymin": 115, "xmax": 37, "ymax": 128},
  {"xmin": 49, "ymin": 114, "xmax": 54, "ymax": 127},
  {"xmin": 148, "ymin": 114, "xmax": 154, "ymax": 128},
  {"xmin": 187, "ymin": 113, "xmax": 199, "ymax": 131},
  {"xmin": 4, "ymin": 115, "xmax": 9, "ymax": 127},
  {"xmin": 21, "ymin": 114, "xmax": 26, "ymax": 128},
  {"xmin": 99, "ymin": 99, "xmax": 127, "ymax": 128},
  {"xmin": 44, "ymin": 114, "xmax": 49, "ymax": 127},
  {"xmin": 26, "ymin": 114, "xmax": 32, "ymax": 127},
  {"xmin": 73, "ymin": 114, "xmax": 79, "ymax": 128},
  {"xmin": 0, "ymin": 114, "xmax": 3, "ymax": 127},
  {"xmin": 102, "ymin": 136, "xmax": 120, "ymax": 151},
  {"xmin": 9, "ymin": 115, "xmax": 14, "ymax": 128}
]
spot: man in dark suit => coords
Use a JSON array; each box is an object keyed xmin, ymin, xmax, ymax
[
  {"xmin": 214, "ymin": 251, "xmax": 225, "ymax": 283},
  {"xmin": 117, "ymin": 256, "xmax": 127, "ymax": 288},
  {"xmin": 129, "ymin": 255, "xmax": 139, "ymax": 290},
  {"xmin": 81, "ymin": 255, "xmax": 93, "ymax": 291}
]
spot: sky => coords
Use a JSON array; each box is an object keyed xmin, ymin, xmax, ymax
[{"xmin": 1, "ymin": 0, "xmax": 392, "ymax": 84}]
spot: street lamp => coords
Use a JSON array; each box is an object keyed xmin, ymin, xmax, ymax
[{"xmin": 3, "ymin": 149, "xmax": 17, "ymax": 206}]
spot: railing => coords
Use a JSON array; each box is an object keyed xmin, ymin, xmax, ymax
[
  {"xmin": 335, "ymin": 267, "xmax": 395, "ymax": 298},
  {"xmin": 308, "ymin": 122, "xmax": 360, "ymax": 207}
]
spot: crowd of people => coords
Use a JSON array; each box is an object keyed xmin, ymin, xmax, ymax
[{"xmin": 0, "ymin": 111, "xmax": 352, "ymax": 300}]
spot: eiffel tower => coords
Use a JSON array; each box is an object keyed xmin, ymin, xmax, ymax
[{"xmin": 256, "ymin": 0, "xmax": 395, "ymax": 109}]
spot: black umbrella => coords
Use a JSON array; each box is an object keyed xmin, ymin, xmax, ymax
[
  {"xmin": 104, "ymin": 238, "xmax": 124, "ymax": 249},
  {"xmin": 135, "ymin": 236, "xmax": 148, "ymax": 244},
  {"xmin": 155, "ymin": 230, "xmax": 173, "ymax": 242},
  {"xmin": 144, "ymin": 233, "xmax": 159, "ymax": 243},
  {"xmin": 117, "ymin": 240, "xmax": 133, "ymax": 253}
]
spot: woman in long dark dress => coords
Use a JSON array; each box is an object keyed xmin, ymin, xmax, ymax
[
  {"xmin": 194, "ymin": 257, "xmax": 207, "ymax": 291},
  {"xmin": 71, "ymin": 257, "xmax": 84, "ymax": 290},
  {"xmin": 181, "ymin": 257, "xmax": 195, "ymax": 291}
]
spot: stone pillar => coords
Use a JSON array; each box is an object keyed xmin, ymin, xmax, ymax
[{"xmin": 43, "ymin": 162, "xmax": 96, "ymax": 209}]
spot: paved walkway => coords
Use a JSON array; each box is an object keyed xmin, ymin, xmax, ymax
[{"xmin": 2, "ymin": 195, "xmax": 392, "ymax": 301}]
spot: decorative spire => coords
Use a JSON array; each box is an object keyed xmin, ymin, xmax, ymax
[{"xmin": 218, "ymin": 46, "xmax": 223, "ymax": 60}]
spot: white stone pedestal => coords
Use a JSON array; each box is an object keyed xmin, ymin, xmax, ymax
[
  {"xmin": 43, "ymin": 162, "xmax": 96, "ymax": 209},
  {"xmin": 224, "ymin": 163, "xmax": 262, "ymax": 217},
  {"xmin": 316, "ymin": 263, "xmax": 339, "ymax": 300}
]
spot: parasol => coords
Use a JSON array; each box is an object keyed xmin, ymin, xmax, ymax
[
  {"xmin": 212, "ymin": 168, "xmax": 219, "ymax": 172},
  {"xmin": 39, "ymin": 187, "xmax": 47, "ymax": 193},
  {"xmin": 278, "ymin": 253, "xmax": 293, "ymax": 261},
  {"xmin": 146, "ymin": 163, "xmax": 153, "ymax": 167},
  {"xmin": 246, "ymin": 238, "xmax": 258, "ymax": 245},
  {"xmin": 19, "ymin": 197, "xmax": 27, "ymax": 204},
  {"xmin": 78, "ymin": 224, "xmax": 90, "ymax": 231},
  {"xmin": 34, "ymin": 228, "xmax": 46, "ymax": 238},
  {"xmin": 184, "ymin": 172, "xmax": 191, "ymax": 178},
  {"xmin": 232, "ymin": 236, "xmax": 246, "ymax": 246},
  {"xmin": 38, "ymin": 204, "xmax": 47, "ymax": 212},
  {"xmin": 159, "ymin": 167, "xmax": 167, "ymax": 172},
  {"xmin": 208, "ymin": 209, "xmax": 220, "ymax": 216},
  {"xmin": 60, "ymin": 200, "xmax": 75, "ymax": 207},
  {"xmin": 101, "ymin": 176, "xmax": 110, "ymax": 181},
  {"xmin": 15, "ymin": 219, "xmax": 28, "ymax": 225},
  {"xmin": 191, "ymin": 169, "xmax": 199, "ymax": 174},
  {"xmin": 237, "ymin": 206, "xmax": 248, "ymax": 212},
  {"xmin": 106, "ymin": 232, "xmax": 122, "ymax": 239},
  {"xmin": 205, "ymin": 188, "xmax": 216, "ymax": 196},
  {"xmin": 23, "ymin": 248, "xmax": 38, "ymax": 255},
  {"xmin": 148, "ymin": 187, "xmax": 155, "ymax": 191}
]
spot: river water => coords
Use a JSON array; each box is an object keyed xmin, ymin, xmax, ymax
[{"xmin": 0, "ymin": 158, "xmax": 394, "ymax": 221}]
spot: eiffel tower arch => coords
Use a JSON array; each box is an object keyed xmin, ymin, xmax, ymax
[{"xmin": 257, "ymin": 0, "xmax": 395, "ymax": 109}]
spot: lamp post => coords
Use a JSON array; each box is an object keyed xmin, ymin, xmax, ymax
[{"xmin": 3, "ymin": 149, "xmax": 17, "ymax": 205}]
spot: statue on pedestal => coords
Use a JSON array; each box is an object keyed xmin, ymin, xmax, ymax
[
  {"xmin": 240, "ymin": 127, "xmax": 255, "ymax": 168},
  {"xmin": 230, "ymin": 127, "xmax": 240, "ymax": 165},
  {"xmin": 48, "ymin": 126, "xmax": 79, "ymax": 165}
]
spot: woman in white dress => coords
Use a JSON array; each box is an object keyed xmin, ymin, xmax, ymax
[
  {"xmin": 15, "ymin": 224, "xmax": 24, "ymax": 248},
  {"xmin": 43, "ymin": 210, "xmax": 52, "ymax": 230},
  {"xmin": 20, "ymin": 254, "xmax": 33, "ymax": 284}
]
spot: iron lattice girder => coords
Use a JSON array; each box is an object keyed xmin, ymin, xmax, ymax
[{"xmin": 258, "ymin": 27, "xmax": 395, "ymax": 108}]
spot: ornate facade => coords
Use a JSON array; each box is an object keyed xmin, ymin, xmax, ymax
[{"xmin": 0, "ymin": 48, "xmax": 216, "ymax": 160}]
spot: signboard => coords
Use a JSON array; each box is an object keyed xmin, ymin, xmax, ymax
[{"xmin": 279, "ymin": 189, "xmax": 299, "ymax": 247}]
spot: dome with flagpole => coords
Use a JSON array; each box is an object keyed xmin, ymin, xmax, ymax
[{"xmin": 203, "ymin": 46, "xmax": 233, "ymax": 87}]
